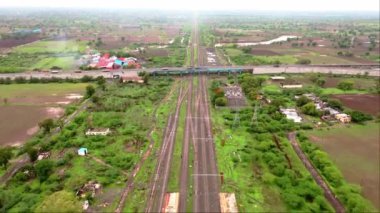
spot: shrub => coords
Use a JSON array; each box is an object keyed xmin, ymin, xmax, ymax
[
  {"xmin": 215, "ymin": 97, "xmax": 227, "ymax": 106},
  {"xmin": 348, "ymin": 111, "xmax": 372, "ymax": 123},
  {"xmin": 296, "ymin": 58, "xmax": 311, "ymax": 65},
  {"xmin": 337, "ymin": 80, "xmax": 354, "ymax": 90}
]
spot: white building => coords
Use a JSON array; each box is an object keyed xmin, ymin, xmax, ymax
[
  {"xmin": 85, "ymin": 128, "xmax": 111, "ymax": 136},
  {"xmin": 282, "ymin": 84, "xmax": 303, "ymax": 89},
  {"xmin": 271, "ymin": 76, "xmax": 286, "ymax": 80},
  {"xmin": 280, "ymin": 108, "xmax": 302, "ymax": 123}
]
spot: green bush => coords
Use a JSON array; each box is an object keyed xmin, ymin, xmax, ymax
[{"xmin": 215, "ymin": 97, "xmax": 227, "ymax": 106}]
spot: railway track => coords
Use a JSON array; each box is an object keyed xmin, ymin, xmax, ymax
[
  {"xmin": 178, "ymin": 76, "xmax": 194, "ymax": 212},
  {"xmin": 192, "ymin": 75, "xmax": 221, "ymax": 212},
  {"xmin": 145, "ymin": 80, "xmax": 188, "ymax": 212}
]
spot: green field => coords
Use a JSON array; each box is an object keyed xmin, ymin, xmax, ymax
[
  {"xmin": 306, "ymin": 123, "xmax": 380, "ymax": 209},
  {"xmin": 223, "ymin": 48, "xmax": 298, "ymax": 65},
  {"xmin": 0, "ymin": 40, "xmax": 85, "ymax": 73},
  {"xmin": 0, "ymin": 83, "xmax": 89, "ymax": 99},
  {"xmin": 320, "ymin": 88, "xmax": 368, "ymax": 95},
  {"xmin": 14, "ymin": 40, "xmax": 86, "ymax": 54},
  {"xmin": 31, "ymin": 56, "xmax": 76, "ymax": 70}
]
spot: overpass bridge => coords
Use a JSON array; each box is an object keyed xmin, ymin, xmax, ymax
[{"xmin": 150, "ymin": 67, "xmax": 253, "ymax": 76}]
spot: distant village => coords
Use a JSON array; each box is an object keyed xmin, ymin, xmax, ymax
[
  {"xmin": 79, "ymin": 50, "xmax": 141, "ymax": 70},
  {"xmin": 270, "ymin": 76, "xmax": 352, "ymax": 125}
]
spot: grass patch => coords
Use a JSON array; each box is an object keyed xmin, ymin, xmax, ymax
[
  {"xmin": 32, "ymin": 56, "xmax": 76, "ymax": 70},
  {"xmin": 320, "ymin": 88, "xmax": 368, "ymax": 95},
  {"xmin": 223, "ymin": 48, "xmax": 298, "ymax": 65},
  {"xmin": 14, "ymin": 40, "xmax": 86, "ymax": 54},
  {"xmin": 0, "ymin": 83, "xmax": 89, "ymax": 99}
]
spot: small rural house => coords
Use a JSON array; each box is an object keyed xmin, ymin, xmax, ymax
[
  {"xmin": 37, "ymin": 152, "xmax": 50, "ymax": 161},
  {"xmin": 122, "ymin": 76, "xmax": 144, "ymax": 83},
  {"xmin": 282, "ymin": 84, "xmax": 303, "ymax": 89},
  {"xmin": 335, "ymin": 113, "xmax": 351, "ymax": 123},
  {"xmin": 86, "ymin": 128, "xmax": 111, "ymax": 136},
  {"xmin": 280, "ymin": 108, "xmax": 302, "ymax": 123},
  {"xmin": 78, "ymin": 148, "xmax": 88, "ymax": 156},
  {"xmin": 271, "ymin": 76, "xmax": 286, "ymax": 81}
]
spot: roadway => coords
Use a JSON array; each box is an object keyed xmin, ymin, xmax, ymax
[{"xmin": 0, "ymin": 64, "xmax": 378, "ymax": 81}]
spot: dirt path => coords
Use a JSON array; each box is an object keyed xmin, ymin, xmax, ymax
[
  {"xmin": 89, "ymin": 155, "xmax": 128, "ymax": 176},
  {"xmin": 287, "ymin": 132, "xmax": 345, "ymax": 213},
  {"xmin": 0, "ymin": 154, "xmax": 29, "ymax": 185}
]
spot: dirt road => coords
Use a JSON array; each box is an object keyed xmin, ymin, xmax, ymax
[{"xmin": 288, "ymin": 132, "xmax": 345, "ymax": 213}]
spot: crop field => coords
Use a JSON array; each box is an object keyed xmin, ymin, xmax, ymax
[
  {"xmin": 202, "ymin": 15, "xmax": 380, "ymax": 65},
  {"xmin": 14, "ymin": 40, "xmax": 86, "ymax": 54},
  {"xmin": 31, "ymin": 56, "xmax": 76, "ymax": 70},
  {"xmin": 307, "ymin": 123, "xmax": 380, "ymax": 209},
  {"xmin": 0, "ymin": 40, "xmax": 86, "ymax": 72},
  {"xmin": 332, "ymin": 94, "xmax": 380, "ymax": 115},
  {"xmin": 0, "ymin": 36, "xmax": 41, "ymax": 49},
  {"xmin": 0, "ymin": 83, "xmax": 88, "ymax": 146}
]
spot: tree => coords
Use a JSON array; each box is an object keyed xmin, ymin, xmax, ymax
[
  {"xmin": 301, "ymin": 102, "xmax": 320, "ymax": 116},
  {"xmin": 349, "ymin": 111, "xmax": 372, "ymax": 123},
  {"xmin": 215, "ymin": 97, "xmax": 227, "ymax": 106},
  {"xmin": 27, "ymin": 147, "xmax": 38, "ymax": 162},
  {"xmin": 296, "ymin": 58, "xmax": 311, "ymax": 65},
  {"xmin": 96, "ymin": 76, "xmax": 106, "ymax": 86},
  {"xmin": 39, "ymin": 119, "xmax": 54, "ymax": 133},
  {"xmin": 143, "ymin": 74, "xmax": 149, "ymax": 84},
  {"xmin": 316, "ymin": 78, "xmax": 326, "ymax": 87},
  {"xmin": 296, "ymin": 96, "xmax": 311, "ymax": 107},
  {"xmin": 337, "ymin": 80, "xmax": 354, "ymax": 90},
  {"xmin": 241, "ymin": 47, "xmax": 252, "ymax": 54},
  {"xmin": 0, "ymin": 147, "xmax": 13, "ymax": 168},
  {"xmin": 85, "ymin": 85, "xmax": 95, "ymax": 98},
  {"xmin": 273, "ymin": 60, "xmax": 281, "ymax": 67},
  {"xmin": 327, "ymin": 99, "xmax": 343, "ymax": 110},
  {"xmin": 35, "ymin": 160, "xmax": 54, "ymax": 182}
]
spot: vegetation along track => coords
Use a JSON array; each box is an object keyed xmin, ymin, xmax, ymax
[
  {"xmin": 114, "ymin": 80, "xmax": 181, "ymax": 213},
  {"xmin": 288, "ymin": 132, "xmax": 346, "ymax": 213},
  {"xmin": 178, "ymin": 76, "xmax": 194, "ymax": 211},
  {"xmin": 145, "ymin": 79, "xmax": 189, "ymax": 212}
]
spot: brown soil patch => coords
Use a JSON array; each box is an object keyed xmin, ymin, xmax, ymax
[
  {"xmin": 332, "ymin": 94, "xmax": 380, "ymax": 116},
  {"xmin": 0, "ymin": 36, "xmax": 40, "ymax": 48},
  {"xmin": 0, "ymin": 105, "xmax": 63, "ymax": 146},
  {"xmin": 324, "ymin": 78, "xmax": 340, "ymax": 88}
]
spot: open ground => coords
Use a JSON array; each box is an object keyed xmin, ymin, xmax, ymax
[
  {"xmin": 0, "ymin": 83, "xmax": 88, "ymax": 146},
  {"xmin": 307, "ymin": 123, "xmax": 380, "ymax": 209}
]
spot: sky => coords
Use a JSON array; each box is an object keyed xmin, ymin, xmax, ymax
[{"xmin": 0, "ymin": 0, "xmax": 379, "ymax": 11}]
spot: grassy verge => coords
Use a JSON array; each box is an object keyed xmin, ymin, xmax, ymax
[
  {"xmin": 122, "ymin": 79, "xmax": 180, "ymax": 212},
  {"xmin": 0, "ymin": 78, "xmax": 173, "ymax": 212},
  {"xmin": 167, "ymin": 80, "xmax": 188, "ymax": 192}
]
